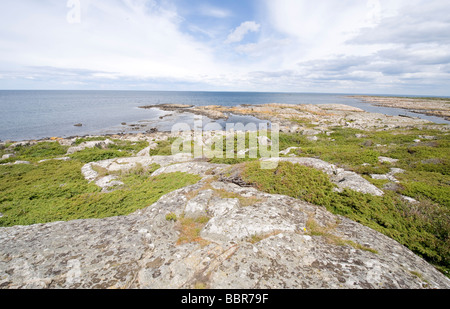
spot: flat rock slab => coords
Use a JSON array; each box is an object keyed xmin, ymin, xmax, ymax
[
  {"xmin": 151, "ymin": 162, "xmax": 229, "ymax": 178},
  {"xmin": 1, "ymin": 177, "xmax": 449, "ymax": 289}
]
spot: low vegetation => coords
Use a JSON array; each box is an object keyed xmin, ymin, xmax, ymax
[
  {"xmin": 0, "ymin": 138, "xmax": 149, "ymax": 164},
  {"xmin": 0, "ymin": 141, "xmax": 69, "ymax": 164},
  {"xmin": 175, "ymin": 215, "xmax": 211, "ymax": 247},
  {"xmin": 0, "ymin": 158, "xmax": 200, "ymax": 227}
]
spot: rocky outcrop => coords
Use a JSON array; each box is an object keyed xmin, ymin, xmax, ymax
[
  {"xmin": 139, "ymin": 104, "xmax": 228, "ymax": 120},
  {"xmin": 139, "ymin": 102, "xmax": 449, "ymax": 134},
  {"xmin": 66, "ymin": 139, "xmax": 115, "ymax": 155},
  {"xmin": 1, "ymin": 170, "xmax": 449, "ymax": 289}
]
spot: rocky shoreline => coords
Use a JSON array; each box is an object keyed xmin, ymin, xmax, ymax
[
  {"xmin": 350, "ymin": 95, "xmax": 450, "ymax": 121},
  {"xmin": 2, "ymin": 101, "xmax": 448, "ymax": 145},
  {"xmin": 138, "ymin": 102, "xmax": 449, "ymax": 134}
]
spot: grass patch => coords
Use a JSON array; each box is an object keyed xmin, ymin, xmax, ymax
[
  {"xmin": 247, "ymin": 231, "xmax": 282, "ymax": 244},
  {"xmin": 150, "ymin": 137, "xmax": 179, "ymax": 156},
  {"xmin": 0, "ymin": 161, "xmax": 201, "ymax": 227},
  {"xmin": 1, "ymin": 138, "xmax": 149, "ymax": 165},
  {"xmin": 165, "ymin": 212, "xmax": 178, "ymax": 222},
  {"xmin": 175, "ymin": 215, "xmax": 211, "ymax": 247},
  {"xmin": 241, "ymin": 161, "xmax": 336, "ymax": 207},
  {"xmin": 396, "ymin": 171, "xmax": 449, "ymax": 206},
  {"xmin": 290, "ymin": 117, "xmax": 318, "ymax": 128},
  {"xmin": 69, "ymin": 147, "xmax": 129, "ymax": 163},
  {"xmin": 0, "ymin": 142, "xmax": 69, "ymax": 164},
  {"xmin": 213, "ymin": 188, "xmax": 263, "ymax": 207},
  {"xmin": 69, "ymin": 139, "xmax": 150, "ymax": 163},
  {"xmin": 108, "ymin": 139, "xmax": 149, "ymax": 155}
]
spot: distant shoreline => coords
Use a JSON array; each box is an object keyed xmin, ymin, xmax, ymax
[
  {"xmin": 3, "ymin": 101, "xmax": 449, "ymax": 145},
  {"xmin": 2, "ymin": 91, "xmax": 449, "ymax": 142},
  {"xmin": 349, "ymin": 95, "xmax": 450, "ymax": 122}
]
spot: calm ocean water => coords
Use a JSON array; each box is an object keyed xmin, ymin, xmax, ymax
[{"xmin": 0, "ymin": 90, "xmax": 448, "ymax": 141}]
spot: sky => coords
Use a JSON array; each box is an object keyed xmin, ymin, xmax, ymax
[{"xmin": 0, "ymin": 0, "xmax": 449, "ymax": 95}]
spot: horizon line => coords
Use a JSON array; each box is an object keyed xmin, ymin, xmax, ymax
[{"xmin": 0, "ymin": 89, "xmax": 449, "ymax": 98}]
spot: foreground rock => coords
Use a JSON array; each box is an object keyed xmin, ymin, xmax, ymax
[{"xmin": 1, "ymin": 168, "xmax": 449, "ymax": 289}]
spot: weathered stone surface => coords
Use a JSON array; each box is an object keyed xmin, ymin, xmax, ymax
[
  {"xmin": 151, "ymin": 162, "xmax": 228, "ymax": 178},
  {"xmin": 378, "ymin": 156, "xmax": 399, "ymax": 164},
  {"xmin": 136, "ymin": 146, "xmax": 151, "ymax": 157},
  {"xmin": 371, "ymin": 167, "xmax": 405, "ymax": 184},
  {"xmin": 201, "ymin": 203, "xmax": 302, "ymax": 243},
  {"xmin": 1, "ymin": 176, "xmax": 449, "ymax": 289},
  {"xmin": 13, "ymin": 161, "xmax": 31, "ymax": 165},
  {"xmin": 279, "ymin": 147, "xmax": 300, "ymax": 156},
  {"xmin": 207, "ymin": 197, "xmax": 240, "ymax": 217},
  {"xmin": 66, "ymin": 139, "xmax": 114, "ymax": 155},
  {"xmin": 319, "ymin": 104, "xmax": 365, "ymax": 112},
  {"xmin": 95, "ymin": 175, "xmax": 124, "ymax": 193},
  {"xmin": 184, "ymin": 190, "xmax": 213, "ymax": 219},
  {"xmin": 1, "ymin": 154, "xmax": 15, "ymax": 160}
]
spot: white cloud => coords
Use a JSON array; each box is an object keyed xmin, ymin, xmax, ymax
[
  {"xmin": 199, "ymin": 5, "xmax": 231, "ymax": 18},
  {"xmin": 0, "ymin": 0, "xmax": 232, "ymax": 84},
  {"xmin": 250, "ymin": 0, "xmax": 450, "ymax": 94},
  {"xmin": 225, "ymin": 21, "xmax": 261, "ymax": 44},
  {"xmin": 0, "ymin": 0, "xmax": 449, "ymax": 94}
]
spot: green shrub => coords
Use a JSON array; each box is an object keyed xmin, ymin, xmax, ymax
[
  {"xmin": 0, "ymin": 142, "xmax": 69, "ymax": 164},
  {"xmin": 109, "ymin": 139, "xmax": 149, "ymax": 154},
  {"xmin": 396, "ymin": 171, "xmax": 450, "ymax": 207},
  {"xmin": 150, "ymin": 138, "xmax": 179, "ymax": 156},
  {"xmin": 165, "ymin": 213, "xmax": 178, "ymax": 222},
  {"xmin": 69, "ymin": 148, "xmax": 128, "ymax": 163},
  {"xmin": 241, "ymin": 161, "xmax": 336, "ymax": 207},
  {"xmin": 0, "ymin": 161, "xmax": 201, "ymax": 227}
]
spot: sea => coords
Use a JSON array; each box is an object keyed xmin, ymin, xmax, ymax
[{"xmin": 0, "ymin": 90, "xmax": 448, "ymax": 142}]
